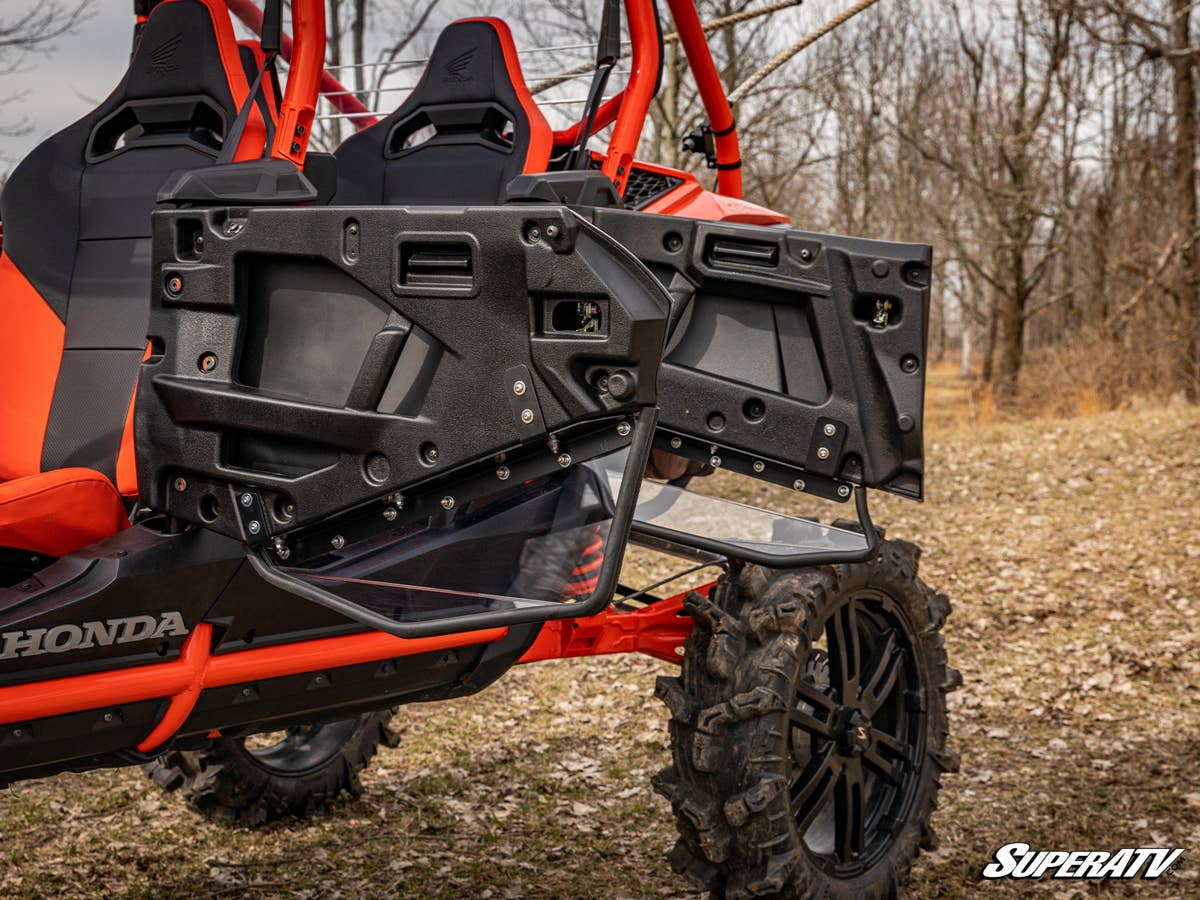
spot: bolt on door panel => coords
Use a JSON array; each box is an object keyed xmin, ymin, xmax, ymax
[
  {"xmin": 590, "ymin": 209, "xmax": 931, "ymax": 503},
  {"xmin": 136, "ymin": 205, "xmax": 668, "ymax": 544}
]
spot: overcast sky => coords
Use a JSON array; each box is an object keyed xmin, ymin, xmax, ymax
[{"xmin": 0, "ymin": 2, "xmax": 132, "ymax": 171}]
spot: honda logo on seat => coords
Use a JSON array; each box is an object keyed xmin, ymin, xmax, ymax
[
  {"xmin": 0, "ymin": 612, "xmax": 189, "ymax": 660},
  {"xmin": 443, "ymin": 47, "xmax": 476, "ymax": 83},
  {"xmin": 150, "ymin": 33, "xmax": 183, "ymax": 75}
]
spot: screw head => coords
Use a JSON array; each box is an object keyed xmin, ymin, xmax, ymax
[
  {"xmin": 11, "ymin": 728, "xmax": 23, "ymax": 738},
  {"xmin": 545, "ymin": 224, "xmax": 560, "ymax": 239},
  {"xmin": 528, "ymin": 226, "xmax": 541, "ymax": 242},
  {"xmin": 793, "ymin": 479, "xmax": 806, "ymax": 491},
  {"xmin": 799, "ymin": 248, "xmax": 813, "ymax": 261},
  {"xmin": 199, "ymin": 352, "xmax": 218, "ymax": 373},
  {"xmin": 441, "ymin": 496, "xmax": 455, "ymax": 510},
  {"xmin": 240, "ymin": 492, "xmax": 253, "ymax": 508},
  {"xmin": 753, "ymin": 461, "xmax": 765, "ymax": 473},
  {"xmin": 383, "ymin": 507, "xmax": 398, "ymax": 521},
  {"xmin": 313, "ymin": 675, "xmax": 325, "ymax": 685},
  {"xmin": 241, "ymin": 687, "xmax": 252, "ymax": 697},
  {"xmin": 330, "ymin": 534, "xmax": 345, "ymax": 550},
  {"xmin": 617, "ymin": 421, "xmax": 632, "ymax": 437},
  {"xmin": 817, "ymin": 447, "xmax": 830, "ymax": 460},
  {"xmin": 709, "ymin": 455, "xmax": 721, "ymax": 467},
  {"xmin": 275, "ymin": 543, "xmax": 290, "ymax": 560},
  {"xmin": 247, "ymin": 520, "xmax": 261, "ymax": 535},
  {"xmin": 224, "ymin": 220, "xmax": 244, "ymax": 237},
  {"xmin": 521, "ymin": 408, "xmax": 535, "ymax": 424},
  {"xmin": 838, "ymin": 485, "xmax": 851, "ymax": 498},
  {"xmin": 174, "ymin": 477, "xmax": 187, "ymax": 492},
  {"xmin": 557, "ymin": 453, "xmax": 572, "ymax": 467},
  {"xmin": 103, "ymin": 713, "xmax": 113, "ymax": 723},
  {"xmin": 166, "ymin": 275, "xmax": 183, "ymax": 295},
  {"xmin": 513, "ymin": 380, "xmax": 527, "ymax": 396},
  {"xmin": 497, "ymin": 466, "xmax": 511, "ymax": 480},
  {"xmin": 824, "ymin": 423, "xmax": 837, "ymax": 437},
  {"xmin": 670, "ymin": 437, "xmax": 682, "ymax": 449}
]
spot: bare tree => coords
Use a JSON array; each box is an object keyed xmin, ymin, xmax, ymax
[
  {"xmin": 0, "ymin": 1, "xmax": 89, "ymax": 138},
  {"xmin": 1078, "ymin": 0, "xmax": 1200, "ymax": 397}
]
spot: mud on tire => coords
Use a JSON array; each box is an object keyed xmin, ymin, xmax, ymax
[
  {"xmin": 653, "ymin": 537, "xmax": 961, "ymax": 899},
  {"xmin": 143, "ymin": 710, "xmax": 400, "ymax": 826}
]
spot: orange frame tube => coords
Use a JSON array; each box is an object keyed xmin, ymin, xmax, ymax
[
  {"xmin": 271, "ymin": 0, "xmax": 324, "ymax": 163},
  {"xmin": 517, "ymin": 583, "xmax": 711, "ymax": 666},
  {"xmin": 0, "ymin": 625, "xmax": 507, "ymax": 752},
  {"xmin": 220, "ymin": 0, "xmax": 327, "ymax": 164},
  {"xmin": 599, "ymin": 0, "xmax": 660, "ymax": 195},
  {"xmin": 224, "ymin": 0, "xmax": 379, "ymax": 131},
  {"xmin": 664, "ymin": 0, "xmax": 742, "ymax": 197}
]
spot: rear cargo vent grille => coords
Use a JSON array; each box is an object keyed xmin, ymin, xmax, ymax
[
  {"xmin": 398, "ymin": 242, "xmax": 474, "ymax": 289},
  {"xmin": 705, "ymin": 236, "xmax": 780, "ymax": 270},
  {"xmin": 623, "ymin": 168, "xmax": 684, "ymax": 209}
]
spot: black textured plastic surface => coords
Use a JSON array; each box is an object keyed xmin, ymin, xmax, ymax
[
  {"xmin": 137, "ymin": 205, "xmax": 669, "ymax": 541},
  {"xmin": 590, "ymin": 209, "xmax": 932, "ymax": 500}
]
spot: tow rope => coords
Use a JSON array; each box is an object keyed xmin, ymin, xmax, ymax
[
  {"xmin": 530, "ymin": 0, "xmax": 803, "ymax": 96},
  {"xmin": 727, "ymin": 0, "xmax": 884, "ymax": 105}
]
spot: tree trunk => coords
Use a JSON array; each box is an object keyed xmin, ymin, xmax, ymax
[
  {"xmin": 982, "ymin": 285, "xmax": 1000, "ymax": 383},
  {"xmin": 353, "ymin": 0, "xmax": 368, "ymax": 95},
  {"xmin": 1170, "ymin": 0, "xmax": 1200, "ymax": 399},
  {"xmin": 997, "ymin": 291, "xmax": 1026, "ymax": 393}
]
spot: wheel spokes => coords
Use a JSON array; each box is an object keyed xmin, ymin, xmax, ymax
[
  {"xmin": 862, "ymin": 745, "xmax": 903, "ymax": 787},
  {"xmin": 791, "ymin": 745, "xmax": 839, "ymax": 833},
  {"xmin": 790, "ymin": 704, "xmax": 832, "ymax": 739},
  {"xmin": 870, "ymin": 728, "xmax": 914, "ymax": 764},
  {"xmin": 796, "ymin": 677, "xmax": 838, "ymax": 715},
  {"xmin": 859, "ymin": 631, "xmax": 903, "ymax": 717},
  {"xmin": 826, "ymin": 601, "xmax": 861, "ymax": 703},
  {"xmin": 834, "ymin": 756, "xmax": 866, "ymax": 862}
]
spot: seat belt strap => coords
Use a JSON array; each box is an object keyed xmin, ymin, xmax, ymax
[
  {"xmin": 216, "ymin": 51, "xmax": 277, "ymax": 164},
  {"xmin": 568, "ymin": 0, "xmax": 622, "ymax": 171}
]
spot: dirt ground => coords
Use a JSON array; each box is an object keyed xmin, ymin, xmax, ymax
[{"xmin": 2, "ymin": 398, "xmax": 1198, "ymax": 899}]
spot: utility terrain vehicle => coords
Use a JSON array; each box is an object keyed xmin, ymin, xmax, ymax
[{"xmin": 0, "ymin": 0, "xmax": 957, "ymax": 895}]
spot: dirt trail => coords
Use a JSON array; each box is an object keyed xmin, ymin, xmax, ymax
[{"xmin": 2, "ymin": 404, "xmax": 1198, "ymax": 898}]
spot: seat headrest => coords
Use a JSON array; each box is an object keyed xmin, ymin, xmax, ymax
[
  {"xmin": 87, "ymin": 0, "xmax": 268, "ymax": 163},
  {"xmin": 412, "ymin": 18, "xmax": 539, "ymax": 111},
  {"xmin": 333, "ymin": 17, "xmax": 552, "ymax": 206}
]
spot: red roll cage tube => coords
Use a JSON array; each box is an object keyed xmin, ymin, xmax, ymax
[{"xmin": 224, "ymin": 0, "xmax": 743, "ymax": 198}]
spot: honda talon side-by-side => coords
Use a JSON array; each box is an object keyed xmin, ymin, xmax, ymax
[{"xmin": 0, "ymin": 0, "xmax": 958, "ymax": 895}]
